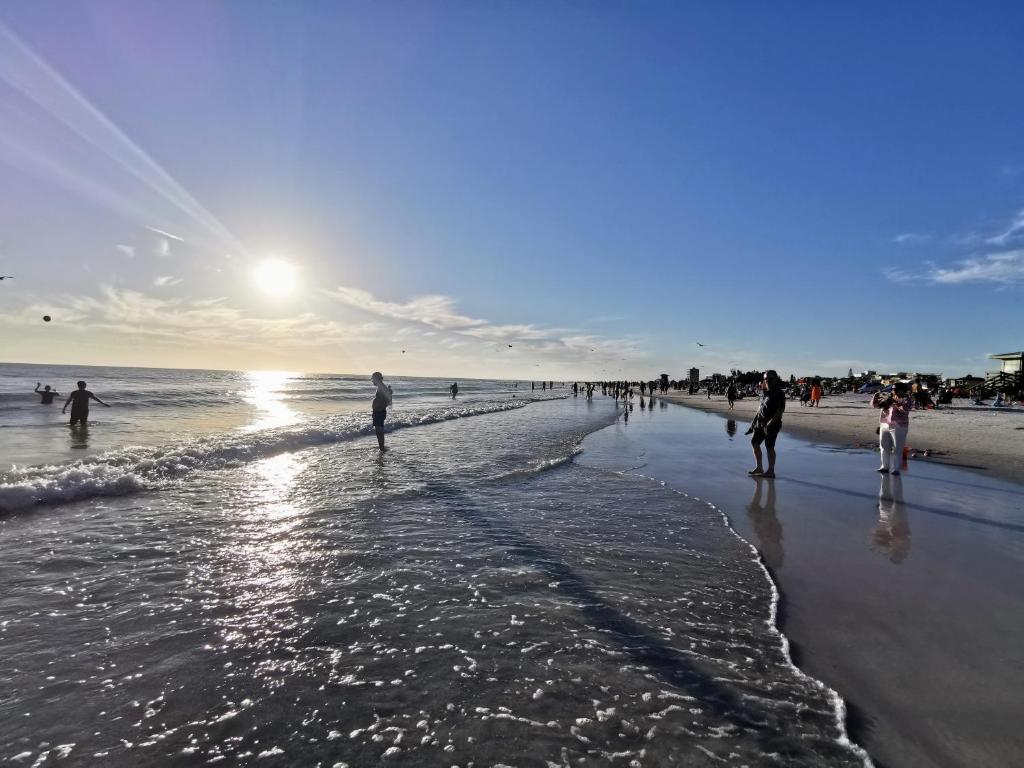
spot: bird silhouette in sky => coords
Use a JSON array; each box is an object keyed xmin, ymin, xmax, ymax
[
  {"xmin": 401, "ymin": 349, "xmax": 406, "ymax": 354},
  {"xmin": 507, "ymin": 344, "xmax": 513, "ymax": 348},
  {"xmin": 696, "ymin": 341, "xmax": 705, "ymax": 347},
  {"xmin": 0, "ymin": 275, "xmax": 14, "ymax": 281}
]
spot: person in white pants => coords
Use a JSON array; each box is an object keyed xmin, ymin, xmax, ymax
[{"xmin": 871, "ymin": 382, "xmax": 913, "ymax": 475}]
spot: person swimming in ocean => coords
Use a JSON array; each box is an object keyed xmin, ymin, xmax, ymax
[
  {"xmin": 62, "ymin": 380, "xmax": 110, "ymax": 425},
  {"xmin": 35, "ymin": 382, "xmax": 59, "ymax": 404},
  {"xmin": 371, "ymin": 371, "xmax": 393, "ymax": 451}
]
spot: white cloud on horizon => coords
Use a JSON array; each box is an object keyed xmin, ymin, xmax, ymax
[
  {"xmin": 2, "ymin": 285, "xmax": 377, "ymax": 351},
  {"xmin": 153, "ymin": 275, "xmax": 182, "ymax": 287},
  {"xmin": 322, "ymin": 283, "xmax": 646, "ymax": 363}
]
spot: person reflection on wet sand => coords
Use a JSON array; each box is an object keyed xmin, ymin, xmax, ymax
[
  {"xmin": 747, "ymin": 477, "xmax": 783, "ymax": 570},
  {"xmin": 874, "ymin": 473, "xmax": 910, "ymax": 563},
  {"xmin": 726, "ymin": 419, "xmax": 737, "ymax": 439}
]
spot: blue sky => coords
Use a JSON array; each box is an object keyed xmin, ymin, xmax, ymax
[{"xmin": 1, "ymin": 1, "xmax": 1022, "ymax": 379}]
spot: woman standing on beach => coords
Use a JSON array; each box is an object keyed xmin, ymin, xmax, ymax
[
  {"xmin": 746, "ymin": 370, "xmax": 786, "ymax": 478},
  {"xmin": 371, "ymin": 372, "xmax": 393, "ymax": 451},
  {"xmin": 810, "ymin": 381, "xmax": 823, "ymax": 407},
  {"xmin": 872, "ymin": 382, "xmax": 913, "ymax": 475}
]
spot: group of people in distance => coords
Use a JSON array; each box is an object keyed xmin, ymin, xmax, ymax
[
  {"xmin": 34, "ymin": 380, "xmax": 110, "ymax": 425},
  {"xmin": 33, "ymin": 372, "xmax": 913, "ymax": 478}
]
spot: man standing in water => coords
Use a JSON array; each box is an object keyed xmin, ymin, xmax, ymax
[
  {"xmin": 35, "ymin": 382, "xmax": 59, "ymax": 404},
  {"xmin": 62, "ymin": 380, "xmax": 110, "ymax": 425},
  {"xmin": 746, "ymin": 370, "xmax": 785, "ymax": 478},
  {"xmin": 371, "ymin": 371, "xmax": 393, "ymax": 451},
  {"xmin": 450, "ymin": 382, "xmax": 459, "ymax": 399}
]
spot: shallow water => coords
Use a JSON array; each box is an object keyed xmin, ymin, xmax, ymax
[
  {"xmin": 1, "ymin": 368, "xmax": 868, "ymax": 766},
  {"xmin": 581, "ymin": 400, "xmax": 1024, "ymax": 768}
]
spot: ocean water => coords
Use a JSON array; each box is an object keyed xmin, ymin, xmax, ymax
[{"xmin": 0, "ymin": 364, "xmax": 869, "ymax": 766}]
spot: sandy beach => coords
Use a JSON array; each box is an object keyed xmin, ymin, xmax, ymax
[
  {"xmin": 654, "ymin": 392, "xmax": 1024, "ymax": 484},
  {"xmin": 580, "ymin": 399, "xmax": 1024, "ymax": 768}
]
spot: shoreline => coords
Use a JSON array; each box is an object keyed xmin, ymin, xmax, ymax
[
  {"xmin": 580, "ymin": 397, "xmax": 1024, "ymax": 767},
  {"xmin": 652, "ymin": 391, "xmax": 1024, "ymax": 485}
]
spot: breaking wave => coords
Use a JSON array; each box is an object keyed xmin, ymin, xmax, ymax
[{"xmin": 0, "ymin": 398, "xmax": 547, "ymax": 513}]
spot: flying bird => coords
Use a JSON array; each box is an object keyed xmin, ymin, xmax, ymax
[
  {"xmin": 507, "ymin": 344, "xmax": 513, "ymax": 348},
  {"xmin": 696, "ymin": 342, "xmax": 705, "ymax": 347},
  {"xmin": 401, "ymin": 350, "xmax": 406, "ymax": 354},
  {"xmin": 0, "ymin": 275, "xmax": 13, "ymax": 280}
]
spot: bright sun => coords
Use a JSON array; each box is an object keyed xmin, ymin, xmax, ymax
[{"xmin": 253, "ymin": 258, "xmax": 298, "ymax": 298}]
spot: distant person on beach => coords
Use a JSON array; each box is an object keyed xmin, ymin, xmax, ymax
[
  {"xmin": 871, "ymin": 382, "xmax": 913, "ymax": 475},
  {"xmin": 799, "ymin": 384, "xmax": 811, "ymax": 406},
  {"xmin": 35, "ymin": 382, "xmax": 59, "ymax": 404},
  {"xmin": 727, "ymin": 382, "xmax": 737, "ymax": 410},
  {"xmin": 61, "ymin": 380, "xmax": 110, "ymax": 425},
  {"xmin": 370, "ymin": 372, "xmax": 393, "ymax": 451},
  {"xmin": 810, "ymin": 381, "xmax": 823, "ymax": 407},
  {"xmin": 450, "ymin": 382, "xmax": 458, "ymax": 399},
  {"xmin": 746, "ymin": 370, "xmax": 785, "ymax": 478}
]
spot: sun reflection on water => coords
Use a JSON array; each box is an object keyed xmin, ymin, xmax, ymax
[
  {"xmin": 228, "ymin": 452, "xmax": 313, "ymax": 639},
  {"xmin": 242, "ymin": 370, "xmax": 302, "ymax": 431}
]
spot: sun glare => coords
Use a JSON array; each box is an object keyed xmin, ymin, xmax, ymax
[{"xmin": 253, "ymin": 258, "xmax": 298, "ymax": 298}]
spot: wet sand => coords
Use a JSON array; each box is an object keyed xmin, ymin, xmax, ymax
[
  {"xmin": 654, "ymin": 392, "xmax": 1024, "ymax": 484},
  {"xmin": 578, "ymin": 400, "xmax": 1024, "ymax": 768}
]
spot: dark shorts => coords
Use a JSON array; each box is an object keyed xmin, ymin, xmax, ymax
[
  {"xmin": 70, "ymin": 413, "xmax": 88, "ymax": 426},
  {"xmin": 372, "ymin": 410, "xmax": 387, "ymax": 428},
  {"xmin": 751, "ymin": 422, "xmax": 781, "ymax": 448}
]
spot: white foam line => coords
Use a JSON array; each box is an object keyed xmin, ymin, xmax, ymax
[
  {"xmin": 626, "ymin": 469, "xmax": 874, "ymax": 767},
  {"xmin": 706, "ymin": 498, "xmax": 874, "ymax": 767}
]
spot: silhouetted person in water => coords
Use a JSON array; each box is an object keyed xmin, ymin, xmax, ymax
[
  {"xmin": 370, "ymin": 371, "xmax": 393, "ymax": 451},
  {"xmin": 62, "ymin": 380, "xmax": 109, "ymax": 425},
  {"xmin": 35, "ymin": 382, "xmax": 59, "ymax": 404},
  {"xmin": 450, "ymin": 382, "xmax": 459, "ymax": 399}
]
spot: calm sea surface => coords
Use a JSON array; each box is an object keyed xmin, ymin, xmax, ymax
[{"xmin": 0, "ymin": 364, "xmax": 868, "ymax": 766}]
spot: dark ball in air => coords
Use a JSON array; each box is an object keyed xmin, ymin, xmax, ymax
[{"xmin": 43, "ymin": 315, "xmax": 51, "ymax": 322}]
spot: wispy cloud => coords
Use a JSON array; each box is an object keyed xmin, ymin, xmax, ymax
[
  {"xmin": 886, "ymin": 250, "xmax": 1024, "ymax": 285},
  {"xmin": 891, "ymin": 232, "xmax": 931, "ymax": 244},
  {"xmin": 115, "ymin": 244, "xmax": 135, "ymax": 258},
  {"xmin": 985, "ymin": 208, "xmax": 1024, "ymax": 246},
  {"xmin": 323, "ymin": 284, "xmax": 642, "ymax": 360},
  {"xmin": 929, "ymin": 250, "xmax": 1024, "ymax": 284},
  {"xmin": 321, "ymin": 286, "xmax": 487, "ymax": 331},
  {"xmin": 3, "ymin": 285, "xmax": 376, "ymax": 350},
  {"xmin": 153, "ymin": 275, "xmax": 182, "ymax": 287}
]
